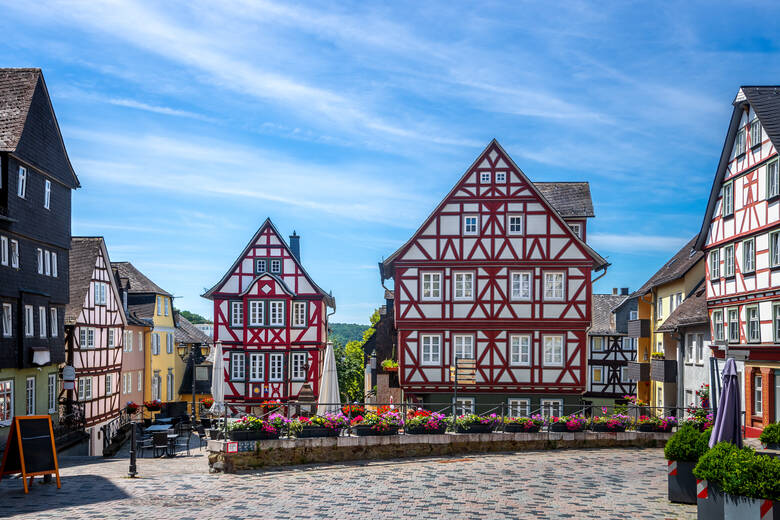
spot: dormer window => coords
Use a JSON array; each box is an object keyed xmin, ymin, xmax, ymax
[
  {"xmin": 463, "ymin": 215, "xmax": 479, "ymax": 235},
  {"xmin": 568, "ymin": 223, "xmax": 582, "ymax": 239},
  {"xmin": 270, "ymin": 259, "xmax": 282, "ymax": 274},
  {"xmin": 480, "ymin": 172, "xmax": 490, "ymax": 183},
  {"xmin": 255, "ymin": 259, "xmax": 266, "ymax": 274},
  {"xmin": 750, "ymin": 119, "xmax": 761, "ymax": 148}
]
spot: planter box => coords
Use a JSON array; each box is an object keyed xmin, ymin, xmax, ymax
[
  {"xmin": 592, "ymin": 423, "xmax": 627, "ymax": 433},
  {"xmin": 697, "ymin": 480, "xmax": 724, "ymax": 520},
  {"xmin": 228, "ymin": 430, "xmax": 280, "ymax": 441},
  {"xmin": 352, "ymin": 425, "xmax": 398, "ymax": 436},
  {"xmin": 651, "ymin": 359, "xmax": 678, "ymax": 383},
  {"xmin": 763, "ymin": 443, "xmax": 780, "ymax": 450},
  {"xmin": 550, "ymin": 422, "xmax": 585, "ymax": 433},
  {"xmin": 405, "ymin": 424, "xmax": 447, "ymax": 435},
  {"xmin": 295, "ymin": 426, "xmax": 340, "ymax": 438},
  {"xmin": 637, "ymin": 423, "xmax": 656, "ymax": 432},
  {"xmin": 504, "ymin": 423, "xmax": 542, "ymax": 433},
  {"xmin": 455, "ymin": 423, "xmax": 494, "ymax": 434},
  {"xmin": 724, "ymin": 493, "xmax": 779, "ymax": 519},
  {"xmin": 668, "ymin": 460, "xmax": 697, "ymax": 504},
  {"xmin": 145, "ymin": 405, "xmax": 161, "ymax": 412}
]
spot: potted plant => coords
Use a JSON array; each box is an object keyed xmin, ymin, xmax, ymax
[
  {"xmin": 351, "ymin": 410, "xmax": 404, "ymax": 436},
  {"xmin": 381, "ymin": 359, "xmax": 399, "ymax": 372},
  {"xmin": 664, "ymin": 424, "xmax": 711, "ymax": 504},
  {"xmin": 126, "ymin": 401, "xmax": 140, "ymax": 415},
  {"xmin": 503, "ymin": 415, "xmax": 545, "ymax": 433},
  {"xmin": 549, "ymin": 415, "xmax": 588, "ymax": 432},
  {"xmin": 759, "ymin": 422, "xmax": 780, "ymax": 450},
  {"xmin": 144, "ymin": 399, "xmax": 162, "ymax": 412},
  {"xmin": 200, "ymin": 397, "xmax": 214, "ymax": 410},
  {"xmin": 590, "ymin": 409, "xmax": 632, "ymax": 432},
  {"xmin": 290, "ymin": 413, "xmax": 349, "ymax": 438},
  {"xmin": 227, "ymin": 413, "xmax": 290, "ymax": 440},
  {"xmin": 651, "ymin": 351, "xmax": 665, "ymax": 360},
  {"xmin": 684, "ymin": 409, "xmax": 714, "ymax": 432},
  {"xmin": 656, "ymin": 416, "xmax": 678, "ymax": 433},
  {"xmin": 453, "ymin": 414, "xmax": 499, "ymax": 434},
  {"xmin": 694, "ymin": 442, "xmax": 740, "ymax": 520},
  {"xmin": 405, "ymin": 410, "xmax": 447, "ymax": 434},
  {"xmin": 695, "ymin": 383, "xmax": 711, "ymax": 410}
]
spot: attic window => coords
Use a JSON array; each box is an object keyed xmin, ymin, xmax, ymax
[
  {"xmin": 255, "ymin": 259, "xmax": 266, "ymax": 274},
  {"xmin": 496, "ymin": 172, "xmax": 506, "ymax": 183},
  {"xmin": 480, "ymin": 172, "xmax": 490, "ymax": 183},
  {"xmin": 750, "ymin": 119, "xmax": 761, "ymax": 148},
  {"xmin": 735, "ymin": 128, "xmax": 746, "ymax": 156},
  {"xmin": 270, "ymin": 259, "xmax": 281, "ymax": 274}
]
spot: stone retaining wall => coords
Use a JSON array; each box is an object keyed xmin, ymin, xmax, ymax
[{"xmin": 207, "ymin": 431, "xmax": 672, "ymax": 473}]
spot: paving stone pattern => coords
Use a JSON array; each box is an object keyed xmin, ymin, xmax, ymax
[{"xmin": 0, "ymin": 448, "xmax": 695, "ymax": 519}]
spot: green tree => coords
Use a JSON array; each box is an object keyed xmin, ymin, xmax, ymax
[
  {"xmin": 179, "ymin": 310, "xmax": 210, "ymax": 324},
  {"xmin": 332, "ymin": 309, "xmax": 381, "ymax": 402}
]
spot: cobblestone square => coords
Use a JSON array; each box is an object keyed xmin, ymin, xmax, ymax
[{"xmin": 0, "ymin": 448, "xmax": 695, "ymax": 519}]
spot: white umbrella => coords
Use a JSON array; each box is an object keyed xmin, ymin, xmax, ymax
[
  {"xmin": 317, "ymin": 342, "xmax": 341, "ymax": 415},
  {"xmin": 210, "ymin": 341, "xmax": 225, "ymax": 414}
]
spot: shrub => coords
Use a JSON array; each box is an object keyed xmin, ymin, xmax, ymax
[
  {"xmin": 760, "ymin": 423, "xmax": 780, "ymax": 446},
  {"xmin": 694, "ymin": 441, "xmax": 741, "ymax": 484},
  {"xmin": 664, "ymin": 424, "xmax": 709, "ymax": 461},
  {"xmin": 720, "ymin": 448, "xmax": 780, "ymax": 501}
]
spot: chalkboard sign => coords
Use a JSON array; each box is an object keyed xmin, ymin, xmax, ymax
[{"xmin": 0, "ymin": 416, "xmax": 61, "ymax": 493}]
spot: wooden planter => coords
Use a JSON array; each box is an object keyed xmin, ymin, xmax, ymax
[
  {"xmin": 352, "ymin": 425, "xmax": 398, "ymax": 436},
  {"xmin": 504, "ymin": 423, "xmax": 541, "ymax": 433},
  {"xmin": 455, "ymin": 423, "xmax": 494, "ymax": 434},
  {"xmin": 667, "ymin": 460, "xmax": 697, "ymax": 504},
  {"xmin": 697, "ymin": 480, "xmax": 725, "ymax": 520},
  {"xmin": 405, "ymin": 424, "xmax": 447, "ymax": 435},
  {"xmin": 295, "ymin": 426, "xmax": 340, "ymax": 438}
]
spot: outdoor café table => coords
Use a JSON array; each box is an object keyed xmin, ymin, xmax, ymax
[
  {"xmin": 145, "ymin": 425, "xmax": 173, "ymax": 433},
  {"xmin": 154, "ymin": 417, "xmax": 173, "ymax": 424},
  {"xmin": 166, "ymin": 433, "xmax": 178, "ymax": 457}
]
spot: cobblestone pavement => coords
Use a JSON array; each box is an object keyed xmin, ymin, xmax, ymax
[{"xmin": 0, "ymin": 447, "xmax": 695, "ymax": 519}]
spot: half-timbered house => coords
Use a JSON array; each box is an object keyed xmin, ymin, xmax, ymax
[
  {"xmin": 695, "ymin": 86, "xmax": 780, "ymax": 436},
  {"xmin": 379, "ymin": 140, "xmax": 609, "ymax": 416},
  {"xmin": 65, "ymin": 237, "xmax": 126, "ymax": 455},
  {"xmin": 203, "ymin": 220, "xmax": 335, "ymax": 412},
  {"xmin": 113, "ymin": 268, "xmax": 151, "ymax": 415}
]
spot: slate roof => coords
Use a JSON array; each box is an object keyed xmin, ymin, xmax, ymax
[
  {"xmin": 589, "ymin": 294, "xmax": 628, "ymax": 336},
  {"xmin": 0, "ymin": 68, "xmax": 40, "ymax": 151},
  {"xmin": 111, "ymin": 261, "xmax": 172, "ymax": 296},
  {"xmin": 634, "ymin": 236, "xmax": 703, "ymax": 296},
  {"xmin": 535, "ymin": 182, "xmax": 595, "ymax": 218},
  {"xmin": 175, "ymin": 312, "xmax": 211, "ymax": 345},
  {"xmin": 741, "ymin": 87, "xmax": 780, "ymax": 151},
  {"xmin": 66, "ymin": 237, "xmax": 102, "ymax": 325},
  {"xmin": 656, "ymin": 285, "xmax": 708, "ymax": 332},
  {"xmin": 126, "ymin": 311, "xmax": 152, "ymax": 328}
]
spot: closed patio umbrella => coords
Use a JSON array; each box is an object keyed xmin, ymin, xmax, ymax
[
  {"xmin": 317, "ymin": 342, "xmax": 341, "ymax": 415},
  {"xmin": 210, "ymin": 341, "xmax": 225, "ymax": 414},
  {"xmin": 709, "ymin": 358, "xmax": 742, "ymax": 448}
]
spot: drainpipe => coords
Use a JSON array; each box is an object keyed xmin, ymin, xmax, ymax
[{"xmin": 591, "ymin": 264, "xmax": 609, "ymax": 284}]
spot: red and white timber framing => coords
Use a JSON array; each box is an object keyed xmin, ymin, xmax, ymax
[
  {"xmin": 203, "ymin": 219, "xmax": 335, "ymax": 410},
  {"xmin": 382, "ymin": 140, "xmax": 608, "ymax": 397}
]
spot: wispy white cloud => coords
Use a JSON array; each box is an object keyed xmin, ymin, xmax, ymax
[{"xmin": 107, "ymin": 98, "xmax": 214, "ymax": 121}]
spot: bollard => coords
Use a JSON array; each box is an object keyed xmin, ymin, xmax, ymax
[{"xmin": 128, "ymin": 420, "xmax": 137, "ymax": 478}]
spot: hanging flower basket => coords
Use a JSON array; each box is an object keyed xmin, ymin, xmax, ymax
[{"xmin": 144, "ymin": 399, "xmax": 162, "ymax": 412}]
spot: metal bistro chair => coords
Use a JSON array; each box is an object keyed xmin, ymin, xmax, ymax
[
  {"xmin": 136, "ymin": 424, "xmax": 153, "ymax": 458},
  {"xmin": 174, "ymin": 431, "xmax": 191, "ymax": 456},
  {"xmin": 152, "ymin": 432, "xmax": 170, "ymax": 458},
  {"xmin": 194, "ymin": 425, "xmax": 208, "ymax": 450}
]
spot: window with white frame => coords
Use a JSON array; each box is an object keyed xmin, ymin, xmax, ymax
[
  {"xmin": 44, "ymin": 250, "xmax": 51, "ymax": 276},
  {"xmin": 735, "ymin": 128, "xmax": 746, "ymax": 156},
  {"xmin": 463, "ymin": 215, "xmax": 479, "ymax": 235},
  {"xmin": 507, "ymin": 214, "xmax": 523, "ymax": 235},
  {"xmin": 50, "ymin": 308, "xmax": 57, "ymax": 337},
  {"xmin": 568, "ymin": 223, "xmax": 582, "ymax": 238},
  {"xmin": 167, "ymin": 333, "xmax": 173, "ymax": 354},
  {"xmin": 10, "ymin": 240, "xmax": 18, "ymax": 268},
  {"xmin": 495, "ymin": 171, "xmax": 506, "ymax": 183},
  {"xmin": 270, "ymin": 259, "xmax": 281, "ymax": 274},
  {"xmin": 138, "ymin": 371, "xmax": 143, "ymax": 392},
  {"xmin": 249, "ymin": 353, "xmax": 264, "ymax": 381},
  {"xmin": 421, "ymin": 272, "xmax": 441, "ymax": 300},
  {"xmin": 695, "ymin": 333, "xmax": 704, "ymax": 364},
  {"xmin": 755, "ymin": 375, "xmax": 763, "ymax": 415},
  {"xmin": 657, "ymin": 298, "xmax": 663, "ymax": 320},
  {"xmin": 629, "ymin": 310, "xmax": 638, "ymax": 320},
  {"xmin": 769, "ymin": 160, "xmax": 780, "ymax": 199},
  {"xmin": 38, "ymin": 306, "xmax": 46, "ymax": 338},
  {"xmin": 0, "ymin": 236, "xmax": 6, "ymax": 266},
  {"xmin": 686, "ymin": 389, "xmax": 694, "ymax": 406},
  {"xmin": 255, "ymin": 259, "xmax": 267, "ymax": 273},
  {"xmin": 685, "ymin": 334, "xmax": 695, "ymax": 363},
  {"xmin": 108, "ymin": 328, "xmax": 116, "ymax": 348},
  {"xmin": 44, "ymin": 179, "xmax": 51, "ymax": 209},
  {"xmin": 47, "ymin": 373, "xmax": 56, "ymax": 413},
  {"xmin": 291, "ymin": 352, "xmax": 307, "ymax": 381},
  {"xmin": 508, "ymin": 398, "xmax": 530, "ymax": 418},
  {"xmin": 166, "ymin": 370, "xmax": 173, "ymax": 400},
  {"xmin": 421, "ymin": 335, "xmax": 441, "ymax": 365},
  {"xmin": 710, "ymin": 250, "xmax": 720, "ymax": 279},
  {"xmin": 747, "ymin": 306, "xmax": 760, "ymax": 343},
  {"xmin": 591, "ymin": 337, "xmax": 603, "ymax": 352},
  {"xmin": 713, "ymin": 309, "xmax": 724, "ymax": 341},
  {"xmin": 543, "ymin": 335, "xmax": 564, "ymax": 366},
  {"xmin": 164, "ymin": 297, "xmax": 169, "ymax": 316},
  {"xmin": 138, "ymin": 331, "xmax": 143, "ymax": 352},
  {"xmin": 269, "ymin": 353, "xmax": 284, "ymax": 381},
  {"xmin": 510, "ymin": 334, "xmax": 530, "ymax": 366},
  {"xmin": 78, "ymin": 376, "xmax": 92, "ymax": 400},
  {"xmin": 231, "ymin": 352, "xmax": 245, "ymax": 380},
  {"xmin": 293, "ymin": 302, "xmax": 307, "ymax": 327},
  {"xmin": 25, "ymin": 377, "xmax": 35, "ymax": 415},
  {"xmin": 125, "ymin": 330, "xmax": 132, "ymax": 352},
  {"xmin": 269, "ymin": 301, "xmax": 285, "ymax": 326},
  {"xmin": 743, "ymin": 239, "xmax": 756, "ymax": 273},
  {"xmin": 774, "ymin": 304, "xmax": 780, "ymax": 343},
  {"xmin": 723, "ymin": 244, "xmax": 735, "ymax": 277},
  {"xmin": 230, "ymin": 301, "xmax": 243, "ymax": 327},
  {"xmin": 36, "ymin": 248, "xmax": 43, "ymax": 274},
  {"xmin": 543, "ymin": 272, "xmax": 564, "ymax": 300},
  {"xmin": 591, "ymin": 366, "xmax": 604, "ymax": 384},
  {"xmin": 480, "ymin": 172, "xmax": 490, "ymax": 183},
  {"xmin": 671, "ymin": 292, "xmax": 682, "ymax": 312},
  {"xmin": 511, "ymin": 271, "xmax": 532, "ymax": 300},
  {"xmin": 750, "ymin": 119, "xmax": 761, "ymax": 147},
  {"xmin": 17, "ymin": 166, "xmax": 26, "ymax": 198},
  {"xmin": 722, "ymin": 182, "xmax": 734, "ymax": 217},
  {"xmin": 105, "ymin": 373, "xmax": 113, "ymax": 396},
  {"xmin": 24, "ymin": 305, "xmax": 33, "ymax": 337},
  {"xmin": 621, "ymin": 366, "xmax": 631, "ymax": 382},
  {"xmin": 94, "ymin": 282, "xmax": 107, "ymax": 305},
  {"xmin": 453, "ymin": 272, "xmax": 473, "ymax": 300},
  {"xmin": 727, "ymin": 308, "xmax": 739, "ymax": 343},
  {"xmin": 454, "ymin": 335, "xmax": 474, "ymax": 360},
  {"xmin": 79, "ymin": 327, "xmax": 95, "ymax": 349},
  {"xmin": 249, "ymin": 300, "xmax": 264, "ymax": 326},
  {"xmin": 772, "ymin": 232, "xmax": 780, "ymax": 267},
  {"xmin": 0, "ymin": 380, "xmax": 12, "ymax": 425},
  {"xmin": 151, "ymin": 333, "xmax": 160, "ymax": 355},
  {"xmin": 151, "ymin": 372, "xmax": 160, "ymax": 400},
  {"xmin": 2, "ymin": 303, "xmax": 11, "ymax": 337},
  {"xmin": 453, "ymin": 396, "xmax": 474, "ymax": 415},
  {"xmin": 156, "ymin": 296, "xmax": 162, "ymax": 315},
  {"xmin": 540, "ymin": 399, "xmax": 563, "ymax": 418}
]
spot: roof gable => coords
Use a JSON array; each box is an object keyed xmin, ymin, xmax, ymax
[
  {"xmin": 66, "ymin": 237, "xmax": 126, "ymax": 326},
  {"xmin": 589, "ymin": 293, "xmax": 628, "ymax": 336},
  {"xmin": 534, "ymin": 183, "xmax": 595, "ymax": 218},
  {"xmin": 634, "ymin": 236, "xmax": 703, "ymax": 296},
  {"xmin": 111, "ymin": 261, "xmax": 172, "ymax": 297},
  {"xmin": 656, "ymin": 285, "xmax": 707, "ymax": 332},
  {"xmin": 175, "ymin": 312, "xmax": 211, "ymax": 344}
]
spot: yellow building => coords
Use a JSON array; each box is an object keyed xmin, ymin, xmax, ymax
[
  {"xmin": 629, "ymin": 237, "xmax": 704, "ymax": 412},
  {"xmin": 174, "ymin": 312, "xmax": 212, "ymax": 418}
]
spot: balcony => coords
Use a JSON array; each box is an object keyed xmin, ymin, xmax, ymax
[
  {"xmin": 627, "ymin": 319, "xmax": 650, "ymax": 338},
  {"xmin": 650, "ymin": 359, "xmax": 677, "ymax": 383},
  {"xmin": 626, "ymin": 361, "xmax": 650, "ymax": 382}
]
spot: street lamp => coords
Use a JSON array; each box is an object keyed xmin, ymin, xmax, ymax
[{"xmin": 177, "ymin": 342, "xmax": 211, "ymax": 424}]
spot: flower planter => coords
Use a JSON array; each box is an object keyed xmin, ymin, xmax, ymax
[
  {"xmin": 667, "ymin": 460, "xmax": 697, "ymax": 504},
  {"xmin": 637, "ymin": 423, "xmax": 656, "ymax": 432},
  {"xmin": 697, "ymin": 480, "xmax": 725, "ymax": 520},
  {"xmin": 352, "ymin": 425, "xmax": 398, "ymax": 436},
  {"xmin": 723, "ymin": 493, "xmax": 778, "ymax": 520},
  {"xmin": 145, "ymin": 405, "xmax": 161, "ymax": 412},
  {"xmin": 405, "ymin": 424, "xmax": 447, "ymax": 435},
  {"xmin": 504, "ymin": 423, "xmax": 541, "ymax": 433},
  {"xmin": 228, "ymin": 430, "xmax": 280, "ymax": 441},
  {"xmin": 296, "ymin": 426, "xmax": 340, "ymax": 438},
  {"xmin": 549, "ymin": 422, "xmax": 585, "ymax": 433},
  {"xmin": 591, "ymin": 423, "xmax": 627, "ymax": 433},
  {"xmin": 762, "ymin": 443, "xmax": 780, "ymax": 450},
  {"xmin": 455, "ymin": 423, "xmax": 494, "ymax": 434},
  {"xmin": 383, "ymin": 366, "xmax": 399, "ymax": 373}
]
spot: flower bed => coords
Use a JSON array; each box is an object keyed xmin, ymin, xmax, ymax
[
  {"xmin": 227, "ymin": 413, "xmax": 290, "ymax": 441},
  {"xmin": 635, "ymin": 415, "xmax": 678, "ymax": 433},
  {"xmin": 453, "ymin": 414, "xmax": 499, "ymax": 434},
  {"xmin": 351, "ymin": 411, "xmax": 404, "ymax": 436},
  {"xmin": 405, "ymin": 410, "xmax": 447, "ymax": 434},
  {"xmin": 503, "ymin": 415, "xmax": 544, "ymax": 433},
  {"xmin": 590, "ymin": 412, "xmax": 631, "ymax": 432},
  {"xmin": 290, "ymin": 414, "xmax": 349, "ymax": 438},
  {"xmin": 549, "ymin": 415, "xmax": 587, "ymax": 432}
]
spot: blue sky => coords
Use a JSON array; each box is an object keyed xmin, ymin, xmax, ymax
[{"xmin": 2, "ymin": 1, "xmax": 779, "ymax": 323}]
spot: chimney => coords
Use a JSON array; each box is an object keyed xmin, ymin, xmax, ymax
[
  {"xmin": 621, "ymin": 287, "xmax": 629, "ymax": 295},
  {"xmin": 612, "ymin": 288, "xmax": 618, "ymax": 295},
  {"xmin": 289, "ymin": 231, "xmax": 301, "ymax": 262}
]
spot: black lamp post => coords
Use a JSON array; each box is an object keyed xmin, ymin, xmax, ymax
[{"xmin": 177, "ymin": 342, "xmax": 211, "ymax": 423}]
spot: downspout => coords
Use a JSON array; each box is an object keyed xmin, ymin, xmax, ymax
[{"xmin": 591, "ymin": 264, "xmax": 609, "ymax": 284}]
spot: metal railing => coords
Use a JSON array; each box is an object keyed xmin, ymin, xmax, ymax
[
  {"xmin": 100, "ymin": 408, "xmax": 132, "ymax": 453},
  {"xmin": 53, "ymin": 400, "xmax": 86, "ymax": 439}
]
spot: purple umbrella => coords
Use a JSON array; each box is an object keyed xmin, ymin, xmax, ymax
[{"xmin": 709, "ymin": 358, "xmax": 742, "ymax": 448}]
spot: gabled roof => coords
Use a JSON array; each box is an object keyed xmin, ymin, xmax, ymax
[
  {"xmin": 0, "ymin": 68, "xmax": 79, "ymax": 187},
  {"xmin": 534, "ymin": 182, "xmax": 595, "ymax": 218},
  {"xmin": 202, "ymin": 218, "xmax": 335, "ymax": 308},
  {"xmin": 634, "ymin": 236, "xmax": 703, "ymax": 297},
  {"xmin": 111, "ymin": 261, "xmax": 172, "ymax": 297},
  {"xmin": 66, "ymin": 237, "xmax": 126, "ymax": 326},
  {"xmin": 588, "ymin": 293, "xmax": 628, "ymax": 336},
  {"xmin": 696, "ymin": 86, "xmax": 780, "ymax": 250},
  {"xmin": 381, "ymin": 139, "xmax": 608, "ymax": 277},
  {"xmin": 174, "ymin": 312, "xmax": 211, "ymax": 345},
  {"xmin": 656, "ymin": 285, "xmax": 707, "ymax": 333}
]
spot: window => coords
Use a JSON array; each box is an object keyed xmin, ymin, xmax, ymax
[
  {"xmin": 105, "ymin": 374, "xmax": 113, "ymax": 396},
  {"xmin": 196, "ymin": 366, "xmax": 209, "ymax": 381},
  {"xmin": 44, "ymin": 179, "xmax": 51, "ymax": 209},
  {"xmin": 695, "ymin": 333, "xmax": 704, "ymax": 363},
  {"xmin": 24, "ymin": 305, "xmax": 33, "ymax": 337},
  {"xmin": 453, "ymin": 397, "xmax": 474, "ymax": 415},
  {"xmin": 138, "ymin": 371, "xmax": 143, "ymax": 392},
  {"xmin": 629, "ymin": 310, "xmax": 638, "ymax": 320},
  {"xmin": 543, "ymin": 272, "xmax": 564, "ymax": 300},
  {"xmin": 255, "ymin": 259, "xmax": 266, "ymax": 273},
  {"xmin": 2, "ymin": 303, "xmax": 12, "ymax": 337},
  {"xmin": 685, "ymin": 334, "xmax": 695, "ymax": 363},
  {"xmin": 463, "ymin": 215, "xmax": 479, "ymax": 235},
  {"xmin": 710, "ymin": 250, "xmax": 720, "ymax": 279},
  {"xmin": 421, "ymin": 335, "xmax": 441, "ymax": 365},
  {"xmin": 125, "ymin": 330, "xmax": 133, "ymax": 352},
  {"xmin": 26, "ymin": 377, "xmax": 35, "ymax": 415},
  {"xmin": 17, "ymin": 166, "xmax": 26, "ymax": 198},
  {"xmin": 10, "ymin": 240, "xmax": 18, "ymax": 268},
  {"xmin": 722, "ymin": 182, "xmax": 734, "ymax": 217},
  {"xmin": 541, "ymin": 399, "xmax": 563, "ymax": 419},
  {"xmin": 36, "ymin": 248, "xmax": 43, "ymax": 274},
  {"xmin": 480, "ymin": 172, "xmax": 490, "ymax": 183},
  {"xmin": 138, "ymin": 331, "xmax": 143, "ymax": 352},
  {"xmin": 151, "ymin": 333, "xmax": 160, "ymax": 355},
  {"xmin": 44, "ymin": 250, "xmax": 50, "ymax": 275},
  {"xmin": 511, "ymin": 272, "xmax": 532, "ymax": 300},
  {"xmin": 453, "ymin": 272, "xmax": 473, "ymax": 300},
  {"xmin": 0, "ymin": 236, "xmax": 7, "ymax": 266},
  {"xmin": 94, "ymin": 282, "xmax": 107, "ymax": 305},
  {"xmin": 750, "ymin": 119, "xmax": 761, "ymax": 148},
  {"xmin": 293, "ymin": 302, "xmax": 307, "ymax": 327},
  {"xmin": 78, "ymin": 376, "xmax": 92, "ymax": 400},
  {"xmin": 735, "ymin": 128, "xmax": 746, "ymax": 156},
  {"xmin": 769, "ymin": 160, "xmax": 780, "ymax": 199},
  {"xmin": 108, "ymin": 328, "xmax": 115, "ymax": 348},
  {"xmin": 79, "ymin": 328, "xmax": 96, "ymax": 349},
  {"xmin": 747, "ymin": 306, "xmax": 760, "ymax": 343},
  {"xmin": 50, "ymin": 308, "xmax": 57, "ymax": 337},
  {"xmin": 38, "ymin": 306, "xmax": 46, "ymax": 338},
  {"xmin": 510, "ymin": 335, "xmax": 530, "ymax": 366},
  {"xmin": 670, "ymin": 292, "xmax": 682, "ymax": 312},
  {"xmin": 568, "ymin": 223, "xmax": 582, "ymax": 238},
  {"xmin": 248, "ymin": 300, "xmax": 265, "ymax": 326},
  {"xmin": 164, "ymin": 297, "xmax": 169, "ymax": 316},
  {"xmin": 52, "ymin": 252, "xmax": 57, "ymax": 277},
  {"xmin": 591, "ymin": 337, "xmax": 603, "ymax": 352},
  {"xmin": 270, "ymin": 259, "xmax": 281, "ymax": 274},
  {"xmin": 496, "ymin": 172, "xmax": 506, "ymax": 182},
  {"xmin": 712, "ymin": 309, "xmax": 724, "ymax": 341},
  {"xmin": 230, "ymin": 301, "xmax": 243, "ymax": 327},
  {"xmin": 421, "ymin": 272, "xmax": 441, "ymax": 300},
  {"xmin": 591, "ymin": 366, "xmax": 604, "ymax": 384},
  {"xmin": 508, "ymin": 398, "xmax": 530, "ymax": 418},
  {"xmin": 454, "ymin": 335, "xmax": 474, "ymax": 360},
  {"xmin": 166, "ymin": 333, "xmax": 172, "ymax": 354},
  {"xmin": 772, "ymin": 232, "xmax": 780, "ymax": 268},
  {"xmin": 151, "ymin": 372, "xmax": 160, "ymax": 401},
  {"xmin": 0, "ymin": 380, "xmax": 12, "ymax": 425},
  {"xmin": 686, "ymin": 390, "xmax": 694, "ymax": 407},
  {"xmin": 269, "ymin": 353, "xmax": 284, "ymax": 381},
  {"xmin": 291, "ymin": 352, "xmax": 307, "ymax": 381},
  {"xmin": 723, "ymin": 244, "xmax": 735, "ymax": 277},
  {"xmin": 166, "ymin": 370, "xmax": 173, "ymax": 400},
  {"xmin": 507, "ymin": 215, "xmax": 523, "ymax": 235},
  {"xmin": 543, "ymin": 335, "xmax": 564, "ymax": 366},
  {"xmin": 774, "ymin": 304, "xmax": 780, "ymax": 343},
  {"xmin": 728, "ymin": 308, "xmax": 740, "ymax": 343},
  {"xmin": 743, "ymin": 239, "xmax": 756, "ymax": 273},
  {"xmin": 755, "ymin": 375, "xmax": 763, "ymax": 415},
  {"xmin": 249, "ymin": 353, "xmax": 264, "ymax": 381},
  {"xmin": 269, "ymin": 301, "xmax": 285, "ymax": 326},
  {"xmin": 157, "ymin": 296, "xmax": 162, "ymax": 315},
  {"xmin": 231, "ymin": 352, "xmax": 245, "ymax": 380},
  {"xmin": 48, "ymin": 374, "xmax": 56, "ymax": 413}
]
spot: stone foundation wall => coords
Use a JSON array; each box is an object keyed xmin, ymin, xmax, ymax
[{"xmin": 207, "ymin": 431, "xmax": 672, "ymax": 473}]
